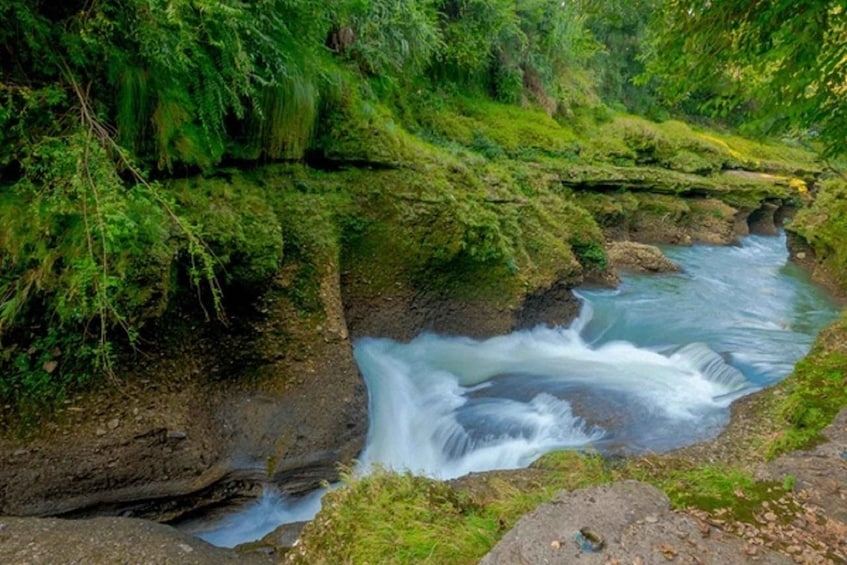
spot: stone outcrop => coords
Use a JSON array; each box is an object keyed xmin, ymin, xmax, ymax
[
  {"xmin": 0, "ymin": 516, "xmax": 270, "ymax": 565},
  {"xmin": 606, "ymin": 241, "xmax": 680, "ymax": 274},
  {"xmin": 0, "ymin": 260, "xmax": 367, "ymax": 521},
  {"xmin": 342, "ymin": 273, "xmax": 583, "ymax": 342},
  {"xmin": 761, "ymin": 408, "xmax": 847, "ymax": 524},
  {"xmin": 481, "ymin": 481, "xmax": 789, "ymax": 564}
]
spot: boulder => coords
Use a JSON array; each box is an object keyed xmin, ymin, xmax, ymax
[
  {"xmin": 481, "ymin": 481, "xmax": 790, "ymax": 564},
  {"xmin": 606, "ymin": 241, "xmax": 680, "ymax": 274}
]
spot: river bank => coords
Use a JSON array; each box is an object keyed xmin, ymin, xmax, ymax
[
  {"xmin": 0, "ymin": 172, "xmax": 803, "ymax": 519},
  {"xmin": 2, "ymin": 97, "xmax": 845, "ymax": 563}
]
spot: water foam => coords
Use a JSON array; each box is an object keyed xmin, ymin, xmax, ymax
[
  {"xmin": 355, "ymin": 312, "xmax": 752, "ymax": 478},
  {"xmin": 190, "ymin": 233, "xmax": 839, "ymax": 546}
]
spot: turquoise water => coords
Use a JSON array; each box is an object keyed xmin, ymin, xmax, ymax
[
  {"xmin": 356, "ymin": 233, "xmax": 838, "ymax": 475},
  {"xmin": 193, "ymin": 233, "xmax": 838, "ymax": 546}
]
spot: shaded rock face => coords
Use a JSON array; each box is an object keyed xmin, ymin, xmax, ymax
[
  {"xmin": 0, "ymin": 372, "xmax": 236, "ymax": 521},
  {"xmin": 0, "ymin": 516, "xmax": 269, "ymax": 565},
  {"xmin": 598, "ymin": 196, "xmax": 794, "ymax": 248},
  {"xmin": 216, "ymin": 261, "xmax": 367, "ymax": 497},
  {"xmin": 786, "ymin": 230, "xmax": 847, "ymax": 303},
  {"xmin": 342, "ymin": 279, "xmax": 582, "ymax": 342},
  {"xmin": 748, "ymin": 201, "xmax": 781, "ymax": 236},
  {"xmin": 606, "ymin": 241, "xmax": 680, "ymax": 274},
  {"xmin": 481, "ymin": 481, "xmax": 790, "ymax": 565},
  {"xmin": 514, "ymin": 281, "xmax": 583, "ymax": 331},
  {"xmin": 600, "ymin": 196, "xmax": 746, "ymax": 247},
  {"xmin": 0, "ymin": 261, "xmax": 367, "ymax": 521},
  {"xmin": 342, "ymin": 288, "xmax": 517, "ymax": 342}
]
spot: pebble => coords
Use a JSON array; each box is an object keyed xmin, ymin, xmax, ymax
[{"xmin": 108, "ymin": 418, "xmax": 120, "ymax": 430}]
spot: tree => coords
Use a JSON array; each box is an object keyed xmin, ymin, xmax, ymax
[
  {"xmin": 643, "ymin": 1, "xmax": 847, "ymax": 156},
  {"xmin": 579, "ymin": 0, "xmax": 661, "ymax": 115}
]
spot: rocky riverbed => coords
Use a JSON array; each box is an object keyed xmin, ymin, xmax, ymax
[{"xmin": 2, "ymin": 197, "xmax": 843, "ymax": 564}]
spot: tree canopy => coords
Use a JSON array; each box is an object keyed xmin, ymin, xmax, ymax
[{"xmin": 643, "ymin": 1, "xmax": 847, "ymax": 156}]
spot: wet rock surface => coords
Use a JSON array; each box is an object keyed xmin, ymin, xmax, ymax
[
  {"xmin": 481, "ymin": 481, "xmax": 790, "ymax": 564},
  {"xmin": 0, "ymin": 516, "xmax": 270, "ymax": 565},
  {"xmin": 234, "ymin": 520, "xmax": 309, "ymax": 559},
  {"xmin": 0, "ymin": 261, "xmax": 366, "ymax": 520}
]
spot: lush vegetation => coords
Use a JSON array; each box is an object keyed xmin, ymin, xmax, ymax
[
  {"xmin": 643, "ymin": 1, "xmax": 847, "ymax": 157},
  {"xmin": 1, "ymin": 0, "xmax": 822, "ymax": 416},
  {"xmin": 289, "ymin": 454, "xmax": 612, "ymax": 563},
  {"xmin": 286, "ymin": 453, "xmax": 795, "ymax": 563},
  {"xmin": 0, "ymin": 0, "xmax": 598, "ymax": 413},
  {"xmin": 767, "ymin": 311, "xmax": 847, "ymax": 457},
  {"xmin": 2, "ymin": 0, "xmax": 847, "ymax": 562}
]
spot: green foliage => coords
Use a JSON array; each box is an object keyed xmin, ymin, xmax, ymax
[
  {"xmin": 414, "ymin": 95, "xmax": 579, "ymax": 160},
  {"xmin": 1, "ymin": 0, "xmax": 341, "ymax": 170},
  {"xmin": 789, "ymin": 180, "xmax": 847, "ymax": 285},
  {"xmin": 579, "ymin": 115, "xmax": 820, "ymax": 178},
  {"xmin": 642, "ymin": 1, "xmax": 847, "ymax": 156},
  {"xmin": 293, "ymin": 453, "xmax": 611, "ymax": 563},
  {"xmin": 432, "ymin": 0, "xmax": 598, "ymax": 110},
  {"xmin": 292, "ymin": 468, "xmax": 488, "ymax": 563},
  {"xmin": 569, "ymin": 238, "xmax": 608, "ymax": 272},
  {"xmin": 342, "ymin": 0, "xmax": 442, "ymax": 77},
  {"xmin": 511, "ymin": 0, "xmax": 598, "ymax": 105},
  {"xmin": 238, "ymin": 76, "xmax": 322, "ymax": 161},
  {"xmin": 657, "ymin": 466, "xmax": 787, "ymax": 522},
  {"xmin": 767, "ymin": 312, "xmax": 847, "ymax": 457},
  {"xmin": 0, "ymin": 327, "xmax": 102, "ymax": 428},
  {"xmin": 171, "ymin": 176, "xmax": 284, "ymax": 289},
  {"xmin": 580, "ymin": 0, "xmax": 662, "ymax": 116},
  {"xmin": 436, "ymin": 0, "xmax": 519, "ymax": 77},
  {"xmin": 0, "ymin": 132, "xmax": 196, "ymax": 414},
  {"xmin": 0, "ymin": 134, "xmax": 178, "ymax": 334}
]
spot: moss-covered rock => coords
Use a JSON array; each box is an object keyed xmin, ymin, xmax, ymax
[
  {"xmin": 172, "ymin": 175, "xmax": 284, "ymax": 290},
  {"xmin": 788, "ymin": 179, "xmax": 847, "ymax": 290}
]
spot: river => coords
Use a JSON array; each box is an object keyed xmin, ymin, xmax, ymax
[{"xmin": 190, "ymin": 233, "xmax": 839, "ymax": 547}]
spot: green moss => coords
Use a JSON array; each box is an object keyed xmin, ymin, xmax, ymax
[
  {"xmin": 317, "ymin": 88, "xmax": 444, "ymax": 167},
  {"xmin": 789, "ymin": 179, "xmax": 847, "ymax": 286},
  {"xmin": 766, "ymin": 312, "xmax": 847, "ymax": 457},
  {"xmin": 293, "ymin": 453, "xmax": 612, "ymax": 564},
  {"xmin": 666, "ymin": 150, "xmax": 717, "ymax": 175},
  {"xmin": 171, "ymin": 175, "xmax": 283, "ymax": 289},
  {"xmin": 569, "ymin": 238, "xmax": 608, "ymax": 271},
  {"xmin": 571, "ymin": 190, "xmax": 640, "ymax": 229},
  {"xmin": 309, "ymin": 150, "xmax": 602, "ymax": 305},
  {"xmin": 574, "ymin": 190, "xmax": 732, "ymax": 238},
  {"xmin": 656, "ymin": 465, "xmax": 789, "ymax": 523},
  {"xmin": 414, "ymin": 96, "xmax": 579, "ymax": 160},
  {"xmin": 292, "ymin": 469, "xmax": 489, "ymax": 564},
  {"xmin": 579, "ymin": 115, "xmax": 820, "ymax": 178}
]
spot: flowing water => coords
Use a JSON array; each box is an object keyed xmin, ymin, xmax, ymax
[{"xmin": 191, "ymin": 233, "xmax": 839, "ymax": 546}]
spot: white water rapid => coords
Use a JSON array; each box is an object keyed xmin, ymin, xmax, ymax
[{"xmin": 189, "ymin": 233, "xmax": 838, "ymax": 546}]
